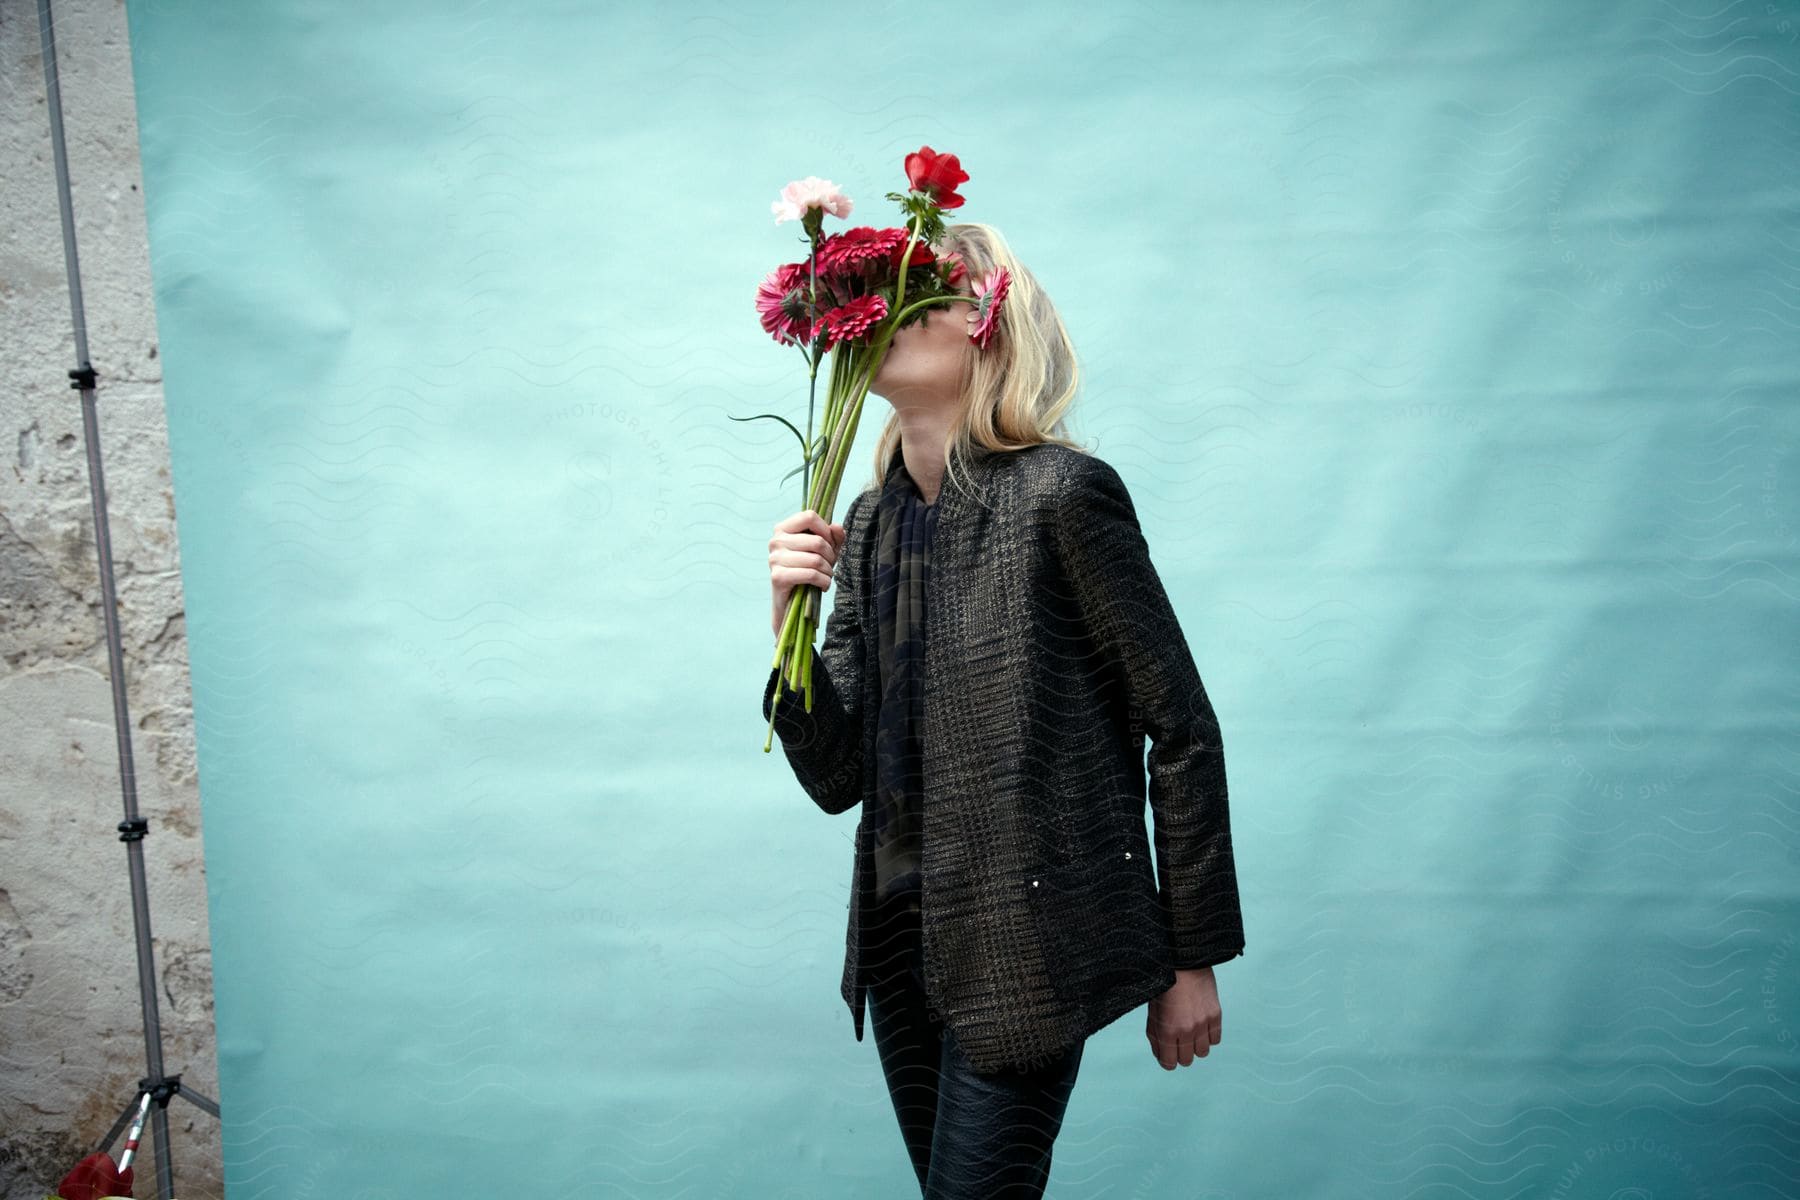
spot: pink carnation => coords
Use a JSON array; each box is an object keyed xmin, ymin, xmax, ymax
[{"xmin": 772, "ymin": 176, "xmax": 853, "ymax": 224}]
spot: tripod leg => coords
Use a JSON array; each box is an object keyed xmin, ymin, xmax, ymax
[{"xmin": 96, "ymin": 1090, "xmax": 146, "ymax": 1156}]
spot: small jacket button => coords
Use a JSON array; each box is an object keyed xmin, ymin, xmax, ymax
[
  {"xmin": 1031, "ymin": 879, "xmax": 1039, "ymax": 887},
  {"xmin": 1124, "ymin": 851, "xmax": 1132, "ymax": 859}
]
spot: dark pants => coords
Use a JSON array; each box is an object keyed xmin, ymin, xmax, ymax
[{"xmin": 863, "ymin": 890, "xmax": 1085, "ymax": 1199}]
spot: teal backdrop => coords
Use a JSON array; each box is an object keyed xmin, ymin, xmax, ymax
[{"xmin": 125, "ymin": 1, "xmax": 1798, "ymax": 1196}]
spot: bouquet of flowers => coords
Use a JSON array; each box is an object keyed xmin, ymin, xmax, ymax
[{"xmin": 749, "ymin": 145, "xmax": 1010, "ymax": 751}]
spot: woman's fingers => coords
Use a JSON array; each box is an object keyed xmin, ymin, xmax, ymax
[
  {"xmin": 769, "ymin": 512, "xmax": 847, "ymax": 635},
  {"xmin": 772, "ymin": 507, "xmax": 835, "ymax": 545}
]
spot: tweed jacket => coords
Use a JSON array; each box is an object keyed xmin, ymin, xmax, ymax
[{"xmin": 762, "ymin": 441, "xmax": 1243, "ymax": 1074}]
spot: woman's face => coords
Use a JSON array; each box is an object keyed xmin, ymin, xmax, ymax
[{"xmin": 870, "ymin": 280, "xmax": 978, "ymax": 405}]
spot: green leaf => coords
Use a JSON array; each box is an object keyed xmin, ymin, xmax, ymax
[{"xmin": 725, "ymin": 411, "xmax": 807, "ymax": 452}]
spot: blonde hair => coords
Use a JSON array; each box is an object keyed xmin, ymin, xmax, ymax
[{"xmin": 870, "ymin": 221, "xmax": 1085, "ymax": 496}]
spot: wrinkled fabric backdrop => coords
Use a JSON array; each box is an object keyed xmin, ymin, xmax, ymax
[{"xmin": 126, "ymin": 0, "xmax": 1797, "ymax": 1195}]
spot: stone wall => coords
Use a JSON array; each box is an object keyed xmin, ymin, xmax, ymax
[{"xmin": 2, "ymin": 3, "xmax": 224, "ymax": 1197}]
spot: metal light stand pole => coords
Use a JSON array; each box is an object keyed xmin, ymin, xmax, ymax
[{"xmin": 36, "ymin": 3, "xmax": 221, "ymax": 1197}]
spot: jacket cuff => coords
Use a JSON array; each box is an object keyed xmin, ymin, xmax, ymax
[
  {"xmin": 761, "ymin": 660, "xmax": 861, "ymax": 814},
  {"xmin": 1172, "ymin": 943, "xmax": 1244, "ymax": 971},
  {"xmin": 763, "ymin": 660, "xmax": 843, "ymax": 743}
]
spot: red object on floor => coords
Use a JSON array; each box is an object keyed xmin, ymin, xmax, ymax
[{"xmin": 55, "ymin": 1152, "xmax": 134, "ymax": 1200}]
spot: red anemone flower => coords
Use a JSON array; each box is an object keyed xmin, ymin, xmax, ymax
[
  {"xmin": 891, "ymin": 239, "xmax": 938, "ymax": 272},
  {"xmin": 904, "ymin": 146, "xmax": 969, "ymax": 210}
]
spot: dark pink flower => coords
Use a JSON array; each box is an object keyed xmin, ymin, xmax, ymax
[
  {"xmin": 815, "ymin": 226, "xmax": 908, "ymax": 278},
  {"xmin": 756, "ymin": 261, "xmax": 815, "ymax": 346},
  {"xmin": 818, "ymin": 294, "xmax": 889, "ymax": 348},
  {"xmin": 967, "ymin": 267, "xmax": 1010, "ymax": 350},
  {"xmin": 939, "ymin": 248, "xmax": 968, "ymax": 287}
]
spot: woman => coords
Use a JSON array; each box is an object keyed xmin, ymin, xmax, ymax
[{"xmin": 764, "ymin": 223, "xmax": 1243, "ymax": 1199}]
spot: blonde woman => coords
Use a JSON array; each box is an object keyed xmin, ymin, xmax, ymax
[{"xmin": 764, "ymin": 222, "xmax": 1243, "ymax": 1199}]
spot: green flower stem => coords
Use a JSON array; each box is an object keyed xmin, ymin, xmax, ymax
[
  {"xmin": 892, "ymin": 221, "xmax": 922, "ymax": 319},
  {"xmin": 868, "ymin": 292, "xmax": 974, "ymax": 358},
  {"xmin": 766, "ymin": 355, "xmax": 866, "ymax": 746},
  {"xmin": 802, "ymin": 243, "xmax": 821, "ymax": 500},
  {"xmin": 767, "ymin": 340, "xmax": 867, "ymax": 748}
]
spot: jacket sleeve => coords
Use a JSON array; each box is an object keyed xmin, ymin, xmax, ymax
[
  {"xmin": 761, "ymin": 489, "xmax": 871, "ymax": 817},
  {"xmin": 1050, "ymin": 453, "xmax": 1244, "ymax": 970}
]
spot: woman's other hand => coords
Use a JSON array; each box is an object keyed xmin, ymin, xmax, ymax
[{"xmin": 1146, "ymin": 966, "xmax": 1223, "ymax": 1069}]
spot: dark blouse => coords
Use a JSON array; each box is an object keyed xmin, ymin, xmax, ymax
[{"xmin": 867, "ymin": 458, "xmax": 938, "ymax": 920}]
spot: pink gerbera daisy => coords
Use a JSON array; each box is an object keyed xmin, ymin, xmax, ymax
[
  {"xmin": 967, "ymin": 267, "xmax": 1010, "ymax": 350},
  {"xmin": 755, "ymin": 261, "xmax": 815, "ymax": 346}
]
